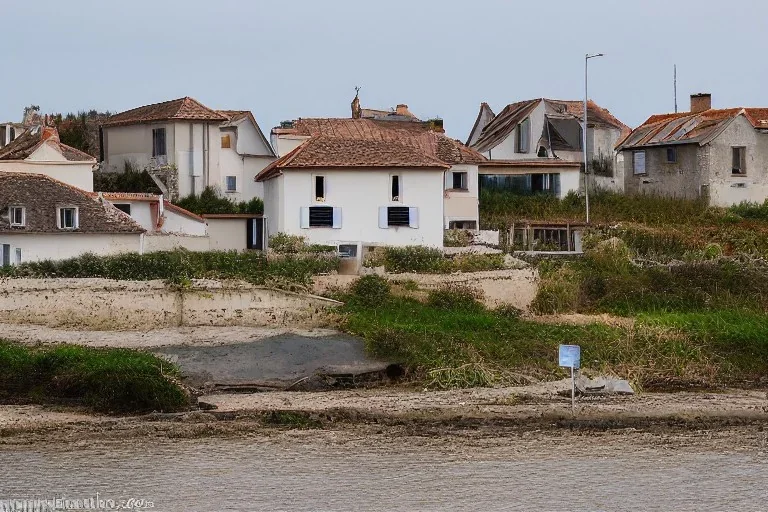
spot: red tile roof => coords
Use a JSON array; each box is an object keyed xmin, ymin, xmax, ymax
[
  {"xmin": 0, "ymin": 126, "xmax": 95, "ymax": 162},
  {"xmin": 102, "ymin": 97, "xmax": 227, "ymax": 127},
  {"xmin": 94, "ymin": 192, "xmax": 205, "ymax": 222},
  {"xmin": 618, "ymin": 107, "xmax": 768, "ymax": 149},
  {"xmin": 256, "ymin": 136, "xmax": 450, "ymax": 181},
  {"xmin": 278, "ymin": 118, "xmax": 485, "ymax": 165},
  {"xmin": 0, "ymin": 172, "xmax": 145, "ymax": 234}
]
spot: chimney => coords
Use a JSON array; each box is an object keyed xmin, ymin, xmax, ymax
[
  {"xmin": 396, "ymin": 104, "xmax": 409, "ymax": 116},
  {"xmin": 428, "ymin": 118, "xmax": 445, "ymax": 133},
  {"xmin": 690, "ymin": 93, "xmax": 712, "ymax": 114},
  {"xmin": 351, "ymin": 89, "xmax": 362, "ymax": 119}
]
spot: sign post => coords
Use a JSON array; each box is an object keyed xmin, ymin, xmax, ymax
[{"xmin": 558, "ymin": 344, "xmax": 581, "ymax": 413}]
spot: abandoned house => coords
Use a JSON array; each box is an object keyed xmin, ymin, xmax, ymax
[
  {"xmin": 617, "ymin": 94, "xmax": 768, "ymax": 206},
  {"xmin": 99, "ymin": 97, "xmax": 275, "ymax": 201},
  {"xmin": 467, "ymin": 98, "xmax": 629, "ymax": 197}
]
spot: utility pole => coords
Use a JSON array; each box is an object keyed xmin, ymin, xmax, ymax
[
  {"xmin": 584, "ymin": 53, "xmax": 604, "ymax": 225},
  {"xmin": 674, "ymin": 65, "xmax": 678, "ymax": 113}
]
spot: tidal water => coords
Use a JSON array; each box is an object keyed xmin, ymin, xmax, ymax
[{"xmin": 1, "ymin": 438, "xmax": 766, "ymax": 511}]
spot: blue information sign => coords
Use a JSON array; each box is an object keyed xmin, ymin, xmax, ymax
[{"xmin": 559, "ymin": 344, "xmax": 581, "ymax": 369}]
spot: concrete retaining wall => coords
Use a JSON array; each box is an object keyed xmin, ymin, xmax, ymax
[{"xmin": 0, "ymin": 279, "xmax": 339, "ymax": 329}]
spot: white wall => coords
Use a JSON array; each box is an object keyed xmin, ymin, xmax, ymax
[
  {"xmin": 263, "ymin": 175, "xmax": 284, "ymax": 239},
  {"xmin": 206, "ymin": 218, "xmax": 249, "ymax": 251},
  {"xmin": 105, "ymin": 122, "xmax": 175, "ymax": 171},
  {"xmin": 483, "ymin": 101, "xmax": 546, "ymax": 160},
  {"xmin": 277, "ymin": 168, "xmax": 445, "ymax": 248},
  {"xmin": 0, "ymin": 160, "xmax": 94, "ymax": 192},
  {"xmin": 163, "ymin": 208, "xmax": 207, "ymax": 236},
  {"xmin": 274, "ymin": 135, "xmax": 310, "ymax": 157},
  {"xmin": 0, "ymin": 233, "xmax": 141, "ymax": 263},
  {"xmin": 444, "ymin": 164, "xmax": 479, "ymax": 226},
  {"xmin": 143, "ymin": 233, "xmax": 210, "ymax": 252}
]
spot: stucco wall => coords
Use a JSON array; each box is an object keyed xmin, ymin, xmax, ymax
[
  {"xmin": 263, "ymin": 175, "xmax": 283, "ymax": 239},
  {"xmin": 623, "ymin": 144, "xmax": 703, "ymax": 199},
  {"xmin": 0, "ymin": 161, "xmax": 94, "ymax": 192},
  {"xmin": 279, "ymin": 168, "xmax": 445, "ymax": 248},
  {"xmin": 162, "ymin": 208, "xmax": 207, "ymax": 236},
  {"xmin": 444, "ymin": 164, "xmax": 479, "ymax": 225},
  {"xmin": 105, "ymin": 122, "xmax": 176, "ymax": 171},
  {"xmin": 143, "ymin": 233, "xmax": 210, "ymax": 252},
  {"xmin": 708, "ymin": 116, "xmax": 768, "ymax": 206},
  {"xmin": 0, "ymin": 279, "xmax": 338, "ymax": 329},
  {"xmin": 0, "ymin": 233, "xmax": 141, "ymax": 263},
  {"xmin": 206, "ymin": 218, "xmax": 248, "ymax": 251}
]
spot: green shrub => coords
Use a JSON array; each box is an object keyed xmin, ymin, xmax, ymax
[
  {"xmin": 729, "ymin": 200, "xmax": 768, "ymax": 221},
  {"xmin": 0, "ymin": 250, "xmax": 339, "ymax": 287},
  {"xmin": 0, "ymin": 341, "xmax": 188, "ymax": 413},
  {"xmin": 383, "ymin": 246, "xmax": 447, "ymax": 273},
  {"xmin": 175, "ymin": 186, "xmax": 264, "ymax": 215},
  {"xmin": 444, "ymin": 229, "xmax": 472, "ymax": 247},
  {"xmin": 427, "ymin": 284, "xmax": 484, "ymax": 312},
  {"xmin": 268, "ymin": 233, "xmax": 335, "ymax": 254},
  {"xmin": 349, "ymin": 275, "xmax": 391, "ymax": 307}
]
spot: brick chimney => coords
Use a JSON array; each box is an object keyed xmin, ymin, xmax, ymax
[
  {"xmin": 396, "ymin": 104, "xmax": 410, "ymax": 116},
  {"xmin": 690, "ymin": 93, "xmax": 712, "ymax": 114},
  {"xmin": 351, "ymin": 87, "xmax": 362, "ymax": 119}
]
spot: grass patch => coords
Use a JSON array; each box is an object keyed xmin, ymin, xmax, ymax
[
  {"xmin": 0, "ymin": 250, "xmax": 339, "ymax": 288},
  {"xmin": 341, "ymin": 276, "xmax": 768, "ymax": 389},
  {"xmin": 364, "ymin": 246, "xmax": 506, "ymax": 273},
  {"xmin": 0, "ymin": 341, "xmax": 189, "ymax": 413}
]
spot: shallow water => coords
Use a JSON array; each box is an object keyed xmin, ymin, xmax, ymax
[{"xmin": 1, "ymin": 438, "xmax": 766, "ymax": 511}]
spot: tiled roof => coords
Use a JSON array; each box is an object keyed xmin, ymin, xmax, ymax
[
  {"xmin": 0, "ymin": 126, "xmax": 95, "ymax": 162},
  {"xmin": 94, "ymin": 192, "xmax": 205, "ymax": 222},
  {"xmin": 256, "ymin": 136, "xmax": 450, "ymax": 181},
  {"xmin": 278, "ymin": 118, "xmax": 485, "ymax": 165},
  {"xmin": 471, "ymin": 98, "xmax": 629, "ymax": 153},
  {"xmin": 101, "ymin": 97, "xmax": 227, "ymax": 127},
  {"xmin": 617, "ymin": 107, "xmax": 768, "ymax": 149},
  {"xmin": 0, "ymin": 172, "xmax": 145, "ymax": 234}
]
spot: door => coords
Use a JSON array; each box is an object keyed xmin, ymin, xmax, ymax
[{"xmin": 247, "ymin": 218, "xmax": 265, "ymax": 250}]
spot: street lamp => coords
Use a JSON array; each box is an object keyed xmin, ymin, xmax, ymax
[{"xmin": 584, "ymin": 53, "xmax": 604, "ymax": 225}]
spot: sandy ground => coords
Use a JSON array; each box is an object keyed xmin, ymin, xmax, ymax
[{"xmin": 0, "ymin": 323, "xmax": 342, "ymax": 348}]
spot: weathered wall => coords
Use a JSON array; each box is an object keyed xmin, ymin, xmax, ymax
[
  {"xmin": 0, "ymin": 279, "xmax": 338, "ymax": 329},
  {"xmin": 623, "ymin": 144, "xmax": 703, "ymax": 199},
  {"xmin": 206, "ymin": 218, "xmax": 248, "ymax": 251},
  {"xmin": 0, "ymin": 233, "xmax": 141, "ymax": 263},
  {"xmin": 444, "ymin": 163, "xmax": 479, "ymax": 227},
  {"xmin": 0, "ymin": 160, "xmax": 94, "ymax": 192},
  {"xmin": 143, "ymin": 233, "xmax": 211, "ymax": 252},
  {"xmin": 708, "ymin": 116, "xmax": 768, "ymax": 206}
]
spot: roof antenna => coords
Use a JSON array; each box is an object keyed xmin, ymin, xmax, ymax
[{"xmin": 674, "ymin": 64, "xmax": 678, "ymax": 113}]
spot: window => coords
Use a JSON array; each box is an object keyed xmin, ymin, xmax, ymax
[
  {"xmin": 315, "ymin": 175, "xmax": 326, "ymax": 202},
  {"xmin": 516, "ymin": 118, "xmax": 531, "ymax": 153},
  {"xmin": 1, "ymin": 244, "xmax": 9, "ymax": 267},
  {"xmin": 666, "ymin": 147, "xmax": 677, "ymax": 163},
  {"xmin": 113, "ymin": 204, "xmax": 131, "ymax": 215},
  {"xmin": 0, "ymin": 126, "xmax": 5, "ymax": 148},
  {"xmin": 391, "ymin": 175, "xmax": 401, "ymax": 201},
  {"xmin": 448, "ymin": 220, "xmax": 477, "ymax": 229},
  {"xmin": 9, "ymin": 206, "xmax": 25, "ymax": 227},
  {"xmin": 379, "ymin": 206, "xmax": 418, "ymax": 228},
  {"xmin": 57, "ymin": 207, "xmax": 78, "ymax": 229},
  {"xmin": 225, "ymin": 176, "xmax": 237, "ymax": 192},
  {"xmin": 15, "ymin": 248, "xmax": 22, "ymax": 264},
  {"xmin": 633, "ymin": 151, "xmax": 646, "ymax": 175},
  {"xmin": 451, "ymin": 172, "xmax": 468, "ymax": 190},
  {"xmin": 152, "ymin": 128, "xmax": 167, "ymax": 157},
  {"xmin": 537, "ymin": 146, "xmax": 548, "ymax": 157},
  {"xmin": 732, "ymin": 147, "xmax": 746, "ymax": 175},
  {"xmin": 300, "ymin": 206, "xmax": 341, "ymax": 228},
  {"xmin": 338, "ymin": 244, "xmax": 358, "ymax": 258},
  {"xmin": 221, "ymin": 134, "xmax": 231, "ymax": 148}
]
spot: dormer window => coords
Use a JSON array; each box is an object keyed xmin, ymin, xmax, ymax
[
  {"xmin": 57, "ymin": 207, "xmax": 79, "ymax": 230},
  {"xmin": 9, "ymin": 206, "xmax": 25, "ymax": 227},
  {"xmin": 516, "ymin": 118, "xmax": 531, "ymax": 153}
]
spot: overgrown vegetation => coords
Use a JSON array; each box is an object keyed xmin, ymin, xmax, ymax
[
  {"xmin": 0, "ymin": 250, "xmax": 339, "ymax": 287},
  {"xmin": 268, "ymin": 233, "xmax": 335, "ymax": 254},
  {"xmin": 175, "ymin": 186, "xmax": 263, "ymax": 215},
  {"xmin": 93, "ymin": 162, "xmax": 162, "ymax": 195},
  {"xmin": 53, "ymin": 110, "xmax": 111, "ymax": 157},
  {"xmin": 0, "ymin": 341, "xmax": 188, "ymax": 413},
  {"xmin": 341, "ymin": 275, "xmax": 768, "ymax": 390},
  {"xmin": 364, "ymin": 246, "xmax": 506, "ymax": 273}
]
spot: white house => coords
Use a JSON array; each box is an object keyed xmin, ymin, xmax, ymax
[
  {"xmin": 271, "ymin": 96, "xmax": 485, "ymax": 230},
  {"xmin": 256, "ymin": 136, "xmax": 450, "ymax": 256},
  {"xmin": 467, "ymin": 98, "xmax": 629, "ymax": 196},
  {"xmin": 0, "ymin": 125, "xmax": 96, "ymax": 191},
  {"xmin": 0, "ymin": 172, "xmax": 144, "ymax": 264},
  {"xmin": 99, "ymin": 97, "xmax": 275, "ymax": 201}
]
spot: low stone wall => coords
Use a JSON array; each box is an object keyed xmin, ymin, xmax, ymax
[{"xmin": 0, "ymin": 279, "xmax": 339, "ymax": 329}]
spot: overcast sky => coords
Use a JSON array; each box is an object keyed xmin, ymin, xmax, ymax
[{"xmin": 3, "ymin": 0, "xmax": 767, "ymax": 140}]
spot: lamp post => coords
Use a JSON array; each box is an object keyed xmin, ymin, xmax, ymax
[{"xmin": 584, "ymin": 53, "xmax": 604, "ymax": 225}]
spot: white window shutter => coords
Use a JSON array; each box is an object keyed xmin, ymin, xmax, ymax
[
  {"xmin": 300, "ymin": 207, "xmax": 309, "ymax": 229},
  {"xmin": 408, "ymin": 207, "xmax": 419, "ymax": 229},
  {"xmin": 444, "ymin": 171, "xmax": 452, "ymax": 190},
  {"xmin": 332, "ymin": 207, "xmax": 342, "ymax": 229},
  {"xmin": 378, "ymin": 206, "xmax": 388, "ymax": 229}
]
